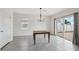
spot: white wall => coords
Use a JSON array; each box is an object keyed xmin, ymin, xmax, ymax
[
  {"xmin": 13, "ymin": 13, "xmax": 49, "ymax": 36},
  {"xmin": 0, "ymin": 8, "xmax": 13, "ymax": 48},
  {"xmin": 49, "ymin": 8, "xmax": 79, "ymax": 34},
  {"xmin": 49, "ymin": 17, "xmax": 54, "ymax": 35}
]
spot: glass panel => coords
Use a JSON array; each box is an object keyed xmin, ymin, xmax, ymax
[
  {"xmin": 64, "ymin": 15, "xmax": 74, "ymax": 41},
  {"xmin": 55, "ymin": 18, "xmax": 64, "ymax": 38}
]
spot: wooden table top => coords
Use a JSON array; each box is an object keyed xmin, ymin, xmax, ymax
[{"xmin": 33, "ymin": 31, "xmax": 50, "ymax": 33}]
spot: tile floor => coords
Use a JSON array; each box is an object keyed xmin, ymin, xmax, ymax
[{"xmin": 1, "ymin": 35, "xmax": 79, "ymax": 51}]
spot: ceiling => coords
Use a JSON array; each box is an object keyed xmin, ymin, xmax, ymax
[{"xmin": 13, "ymin": 8, "xmax": 67, "ymax": 16}]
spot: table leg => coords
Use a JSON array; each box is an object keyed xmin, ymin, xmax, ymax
[
  {"xmin": 33, "ymin": 33, "xmax": 36, "ymax": 45},
  {"xmin": 44, "ymin": 33, "xmax": 45, "ymax": 39},
  {"xmin": 48, "ymin": 33, "xmax": 50, "ymax": 43}
]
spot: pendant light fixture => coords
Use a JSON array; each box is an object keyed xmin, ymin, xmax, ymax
[
  {"xmin": 40, "ymin": 8, "xmax": 42, "ymax": 22},
  {"xmin": 39, "ymin": 8, "xmax": 47, "ymax": 22}
]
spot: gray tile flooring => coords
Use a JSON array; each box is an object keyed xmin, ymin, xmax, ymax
[{"xmin": 1, "ymin": 35, "xmax": 79, "ymax": 51}]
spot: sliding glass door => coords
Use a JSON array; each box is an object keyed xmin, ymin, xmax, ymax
[{"xmin": 55, "ymin": 15, "xmax": 74, "ymax": 42}]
